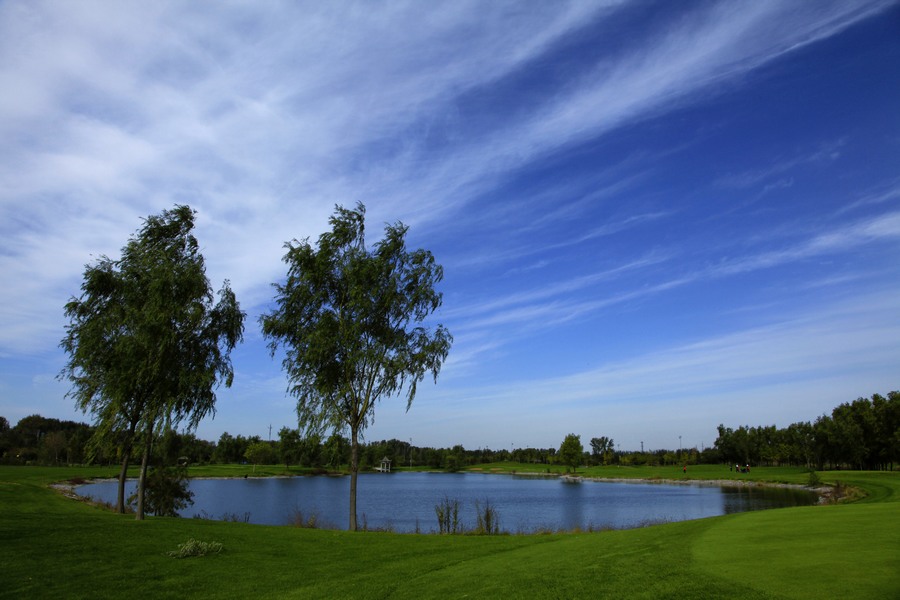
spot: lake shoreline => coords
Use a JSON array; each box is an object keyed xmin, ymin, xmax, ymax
[
  {"xmin": 554, "ymin": 474, "xmax": 831, "ymax": 503},
  {"xmin": 62, "ymin": 469, "xmax": 831, "ymax": 507}
]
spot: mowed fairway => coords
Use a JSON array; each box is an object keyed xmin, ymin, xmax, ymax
[{"xmin": 1, "ymin": 466, "xmax": 897, "ymax": 599}]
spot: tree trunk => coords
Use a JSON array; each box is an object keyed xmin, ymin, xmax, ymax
[
  {"xmin": 136, "ymin": 434, "xmax": 152, "ymax": 520},
  {"xmin": 135, "ymin": 419, "xmax": 159, "ymax": 521},
  {"xmin": 116, "ymin": 453, "xmax": 130, "ymax": 514},
  {"xmin": 349, "ymin": 426, "xmax": 359, "ymax": 531},
  {"xmin": 116, "ymin": 418, "xmax": 139, "ymax": 513}
]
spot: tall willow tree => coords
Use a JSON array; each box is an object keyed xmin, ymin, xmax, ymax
[
  {"xmin": 60, "ymin": 205, "xmax": 244, "ymax": 519},
  {"xmin": 261, "ymin": 203, "xmax": 452, "ymax": 531}
]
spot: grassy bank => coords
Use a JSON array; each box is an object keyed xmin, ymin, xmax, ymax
[{"xmin": 1, "ymin": 465, "xmax": 897, "ymax": 599}]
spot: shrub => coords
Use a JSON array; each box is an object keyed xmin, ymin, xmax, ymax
[
  {"xmin": 289, "ymin": 507, "xmax": 332, "ymax": 529},
  {"xmin": 435, "ymin": 496, "xmax": 461, "ymax": 534},
  {"xmin": 221, "ymin": 511, "xmax": 251, "ymax": 523},
  {"xmin": 807, "ymin": 470, "xmax": 822, "ymax": 487},
  {"xmin": 193, "ymin": 510, "xmax": 251, "ymax": 523},
  {"xmin": 826, "ymin": 480, "xmax": 864, "ymax": 504},
  {"xmin": 129, "ymin": 465, "xmax": 193, "ymax": 517},
  {"xmin": 360, "ymin": 513, "xmax": 395, "ymax": 532},
  {"xmin": 167, "ymin": 538, "xmax": 223, "ymax": 559},
  {"xmin": 473, "ymin": 498, "xmax": 501, "ymax": 535}
]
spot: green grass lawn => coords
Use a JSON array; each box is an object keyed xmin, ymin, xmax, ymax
[{"xmin": 1, "ymin": 465, "xmax": 897, "ymax": 599}]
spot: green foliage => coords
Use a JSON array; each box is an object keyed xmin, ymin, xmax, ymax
[
  {"xmin": 434, "ymin": 497, "xmax": 502, "ymax": 535},
  {"xmin": 558, "ymin": 433, "xmax": 583, "ymax": 473},
  {"xmin": 213, "ymin": 432, "xmax": 260, "ymax": 464},
  {"xmin": 59, "ymin": 205, "xmax": 245, "ymax": 518},
  {"xmin": 807, "ymin": 469, "xmax": 822, "ymax": 487},
  {"xmin": 444, "ymin": 454, "xmax": 461, "ymax": 472},
  {"xmin": 167, "ymin": 538, "xmax": 223, "ymax": 559},
  {"xmin": 473, "ymin": 499, "xmax": 501, "ymax": 535},
  {"xmin": 434, "ymin": 496, "xmax": 461, "ymax": 534},
  {"xmin": 260, "ymin": 203, "xmax": 452, "ymax": 530},
  {"xmin": 244, "ymin": 441, "xmax": 277, "ymax": 467},
  {"xmin": 444, "ymin": 444, "xmax": 466, "ymax": 472},
  {"xmin": 128, "ymin": 465, "xmax": 193, "ymax": 517},
  {"xmin": 590, "ymin": 436, "xmax": 615, "ymax": 465},
  {"xmin": 260, "ymin": 202, "xmax": 452, "ymax": 439},
  {"xmin": 322, "ymin": 433, "xmax": 349, "ymax": 469},
  {"xmin": 277, "ymin": 427, "xmax": 302, "ymax": 468},
  {"xmin": 0, "ymin": 414, "xmax": 94, "ymax": 465},
  {"xmin": 715, "ymin": 391, "xmax": 899, "ymax": 470}
]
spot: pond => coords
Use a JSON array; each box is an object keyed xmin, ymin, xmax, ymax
[{"xmin": 78, "ymin": 472, "xmax": 818, "ymax": 533}]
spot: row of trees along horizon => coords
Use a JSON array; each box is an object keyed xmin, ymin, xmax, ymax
[
  {"xmin": 34, "ymin": 202, "xmax": 900, "ymax": 529},
  {"xmin": 4, "ymin": 390, "xmax": 897, "ymax": 472}
]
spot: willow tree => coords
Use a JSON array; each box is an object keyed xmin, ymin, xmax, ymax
[
  {"xmin": 261, "ymin": 203, "xmax": 452, "ymax": 530},
  {"xmin": 60, "ymin": 205, "xmax": 244, "ymax": 518}
]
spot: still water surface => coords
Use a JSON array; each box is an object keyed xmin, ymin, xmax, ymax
[{"xmin": 78, "ymin": 472, "xmax": 817, "ymax": 532}]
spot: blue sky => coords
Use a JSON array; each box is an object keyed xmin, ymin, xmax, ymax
[{"xmin": 1, "ymin": 1, "xmax": 898, "ymax": 452}]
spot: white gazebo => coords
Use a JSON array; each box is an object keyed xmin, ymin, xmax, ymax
[{"xmin": 376, "ymin": 456, "xmax": 392, "ymax": 472}]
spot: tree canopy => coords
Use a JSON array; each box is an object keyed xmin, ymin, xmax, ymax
[
  {"xmin": 260, "ymin": 202, "xmax": 452, "ymax": 530},
  {"xmin": 60, "ymin": 205, "xmax": 245, "ymax": 518},
  {"xmin": 715, "ymin": 391, "xmax": 900, "ymax": 470},
  {"xmin": 559, "ymin": 433, "xmax": 583, "ymax": 473},
  {"xmin": 590, "ymin": 436, "xmax": 615, "ymax": 465}
]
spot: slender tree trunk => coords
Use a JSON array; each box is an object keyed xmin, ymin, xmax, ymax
[
  {"xmin": 116, "ymin": 453, "xmax": 130, "ymax": 514},
  {"xmin": 116, "ymin": 418, "xmax": 139, "ymax": 513},
  {"xmin": 349, "ymin": 426, "xmax": 359, "ymax": 531},
  {"xmin": 135, "ymin": 419, "xmax": 157, "ymax": 521},
  {"xmin": 136, "ymin": 434, "xmax": 152, "ymax": 520}
]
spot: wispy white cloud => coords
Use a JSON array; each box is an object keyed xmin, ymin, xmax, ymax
[
  {"xmin": 445, "ymin": 253, "xmax": 672, "ymax": 322},
  {"xmin": 395, "ymin": 288, "xmax": 900, "ymax": 448},
  {"xmin": 439, "ymin": 209, "xmax": 900, "ymax": 371},
  {"xmin": 714, "ymin": 139, "xmax": 846, "ymax": 190},
  {"xmin": 3, "ymin": 1, "xmax": 892, "ymax": 353},
  {"xmin": 1, "ymin": 1, "xmax": 897, "ymax": 446},
  {"xmin": 1, "ymin": 1, "xmax": 617, "ymax": 353},
  {"xmin": 707, "ymin": 211, "xmax": 900, "ymax": 277},
  {"xmin": 835, "ymin": 180, "xmax": 900, "ymax": 215}
]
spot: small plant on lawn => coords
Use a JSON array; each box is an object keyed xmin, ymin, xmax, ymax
[
  {"xmin": 806, "ymin": 470, "xmax": 822, "ymax": 487},
  {"xmin": 167, "ymin": 538, "xmax": 223, "ymax": 559}
]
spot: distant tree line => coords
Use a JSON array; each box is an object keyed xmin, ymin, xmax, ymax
[
  {"xmin": 714, "ymin": 392, "xmax": 899, "ymax": 470},
  {"xmin": 0, "ymin": 414, "xmax": 213, "ymax": 467},
  {"xmin": 4, "ymin": 391, "xmax": 896, "ymax": 471},
  {"xmin": 0, "ymin": 416, "xmax": 708, "ymax": 472},
  {"xmin": 0, "ymin": 417, "xmax": 556, "ymax": 471},
  {"xmin": 0, "ymin": 414, "xmax": 92, "ymax": 465}
]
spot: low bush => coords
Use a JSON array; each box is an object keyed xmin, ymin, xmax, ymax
[
  {"xmin": 360, "ymin": 513, "xmax": 395, "ymax": 533},
  {"xmin": 435, "ymin": 496, "xmax": 461, "ymax": 534},
  {"xmin": 192, "ymin": 510, "xmax": 251, "ymax": 523},
  {"xmin": 129, "ymin": 465, "xmax": 193, "ymax": 517},
  {"xmin": 167, "ymin": 538, "xmax": 223, "ymax": 559},
  {"xmin": 289, "ymin": 507, "xmax": 333, "ymax": 529},
  {"xmin": 806, "ymin": 470, "xmax": 822, "ymax": 487},
  {"xmin": 473, "ymin": 498, "xmax": 501, "ymax": 535}
]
